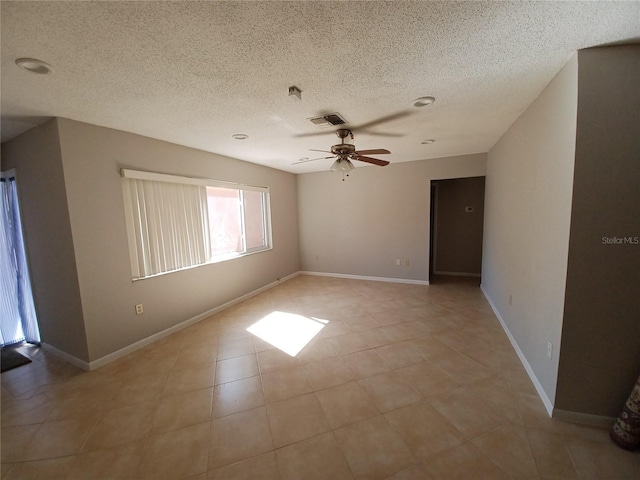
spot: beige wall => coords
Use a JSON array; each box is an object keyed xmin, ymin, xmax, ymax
[
  {"xmin": 1, "ymin": 120, "xmax": 90, "ymax": 360},
  {"xmin": 556, "ymin": 45, "xmax": 640, "ymax": 417},
  {"xmin": 3, "ymin": 119, "xmax": 299, "ymax": 363},
  {"xmin": 482, "ymin": 55, "xmax": 578, "ymax": 408},
  {"xmin": 297, "ymin": 154, "xmax": 487, "ymax": 282},
  {"xmin": 432, "ymin": 176, "xmax": 485, "ymax": 276}
]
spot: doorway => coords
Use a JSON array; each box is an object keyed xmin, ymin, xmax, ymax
[{"xmin": 429, "ymin": 176, "xmax": 485, "ymax": 283}]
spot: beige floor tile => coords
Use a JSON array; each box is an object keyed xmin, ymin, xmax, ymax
[
  {"xmin": 296, "ymin": 337, "xmax": 338, "ymax": 363},
  {"xmin": 341, "ymin": 314, "xmax": 381, "ymax": 332},
  {"xmin": 358, "ymin": 372, "xmax": 422, "ymax": 413},
  {"xmin": 385, "ymin": 463, "xmax": 435, "ymax": 480},
  {"xmin": 212, "ymin": 375, "xmax": 265, "ymax": 418},
  {"xmin": 67, "ymin": 441, "xmax": 145, "ymax": 479},
  {"xmin": 2, "ymin": 456, "xmax": 75, "ymax": 480},
  {"xmin": 1, "ymin": 394, "xmax": 54, "ymax": 428},
  {"xmin": 409, "ymin": 336, "xmax": 458, "ymax": 360},
  {"xmin": 472, "ymin": 422, "xmax": 539, "ymax": 479},
  {"xmin": 302, "ymin": 356, "xmax": 355, "ymax": 391},
  {"xmin": 0, "ymin": 424, "xmax": 41, "ymax": 463},
  {"xmin": 566, "ymin": 436, "xmax": 640, "ymax": 480},
  {"xmin": 10, "ymin": 276, "xmax": 633, "ymax": 480},
  {"xmin": 111, "ymin": 372, "xmax": 169, "ymax": 409},
  {"xmin": 525, "ymin": 428, "xmax": 580, "ymax": 479},
  {"xmin": 252, "ymin": 336, "xmax": 278, "ymax": 353},
  {"xmin": 318, "ymin": 320, "xmax": 354, "ymax": 339},
  {"xmin": 501, "ymin": 364, "xmax": 538, "ymax": 395},
  {"xmin": 374, "ymin": 341, "xmax": 426, "ymax": 369},
  {"xmin": 23, "ymin": 417, "xmax": 97, "ymax": 461},
  {"xmin": 215, "ymin": 354, "xmax": 258, "ymax": 385},
  {"xmin": 209, "ymin": 406, "xmax": 273, "ymax": 469},
  {"xmin": 467, "ymin": 375, "xmax": 522, "ymax": 423},
  {"xmin": 328, "ymin": 332, "xmax": 372, "ymax": 355},
  {"xmin": 262, "ymin": 366, "xmax": 312, "ymax": 403},
  {"xmin": 342, "ymin": 350, "xmax": 391, "ymax": 379},
  {"xmin": 395, "ymin": 361, "xmax": 459, "ymax": 398},
  {"xmin": 207, "ymin": 451, "xmax": 280, "ymax": 480},
  {"xmin": 151, "ymin": 387, "xmax": 213, "ymax": 433},
  {"xmin": 217, "ymin": 337, "xmax": 255, "ymax": 360},
  {"xmin": 276, "ymin": 432, "xmax": 354, "ymax": 480},
  {"xmin": 257, "ymin": 349, "xmax": 300, "ymax": 373},
  {"xmin": 334, "ymin": 415, "xmax": 415, "ymax": 480},
  {"xmin": 175, "ymin": 343, "xmax": 218, "ymax": 368},
  {"xmin": 164, "ymin": 362, "xmax": 216, "ymax": 394},
  {"xmin": 428, "ymin": 351, "xmax": 493, "ymax": 385},
  {"xmin": 139, "ymin": 422, "xmax": 210, "ymax": 480},
  {"xmin": 384, "ymin": 400, "xmax": 464, "ymax": 460},
  {"xmin": 315, "ymin": 381, "xmax": 380, "ymax": 429},
  {"xmin": 82, "ymin": 401, "xmax": 158, "ymax": 451},
  {"xmin": 427, "ymin": 386, "xmax": 508, "ymax": 439},
  {"xmin": 267, "ymin": 393, "xmax": 330, "ymax": 448},
  {"xmin": 422, "ymin": 442, "xmax": 509, "ymax": 479},
  {"xmin": 515, "ymin": 392, "xmax": 558, "ymax": 432}
]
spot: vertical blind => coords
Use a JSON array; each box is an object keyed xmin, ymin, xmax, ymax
[
  {"xmin": 122, "ymin": 178, "xmax": 210, "ymax": 279},
  {"xmin": 0, "ymin": 171, "xmax": 41, "ymax": 346},
  {"xmin": 121, "ymin": 169, "xmax": 271, "ymax": 280}
]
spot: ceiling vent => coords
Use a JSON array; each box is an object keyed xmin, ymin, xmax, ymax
[{"xmin": 308, "ymin": 113, "xmax": 347, "ymax": 127}]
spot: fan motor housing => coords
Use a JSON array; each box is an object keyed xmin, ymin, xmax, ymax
[{"xmin": 331, "ymin": 143, "xmax": 356, "ymax": 156}]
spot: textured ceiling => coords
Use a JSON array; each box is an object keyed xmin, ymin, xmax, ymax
[{"xmin": 1, "ymin": 1, "xmax": 639, "ymax": 174}]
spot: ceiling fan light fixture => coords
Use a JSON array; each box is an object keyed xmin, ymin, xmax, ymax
[
  {"xmin": 15, "ymin": 57, "xmax": 53, "ymax": 75},
  {"xmin": 413, "ymin": 96, "xmax": 435, "ymax": 107},
  {"xmin": 330, "ymin": 159, "xmax": 355, "ymax": 173}
]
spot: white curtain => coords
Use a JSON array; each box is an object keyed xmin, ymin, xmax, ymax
[
  {"xmin": 0, "ymin": 173, "xmax": 41, "ymax": 346},
  {"xmin": 123, "ymin": 178, "xmax": 210, "ymax": 279}
]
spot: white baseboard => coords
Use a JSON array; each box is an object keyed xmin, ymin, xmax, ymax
[
  {"xmin": 300, "ymin": 271, "xmax": 429, "ymax": 286},
  {"xmin": 434, "ymin": 271, "xmax": 481, "ymax": 277},
  {"xmin": 552, "ymin": 408, "xmax": 616, "ymax": 427},
  {"xmin": 480, "ymin": 284, "xmax": 554, "ymax": 417},
  {"xmin": 42, "ymin": 270, "xmax": 430, "ymax": 371},
  {"xmin": 46, "ymin": 272, "xmax": 300, "ymax": 371},
  {"xmin": 41, "ymin": 343, "xmax": 90, "ymax": 371}
]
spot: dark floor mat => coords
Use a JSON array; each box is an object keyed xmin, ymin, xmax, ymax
[{"xmin": 1, "ymin": 347, "xmax": 32, "ymax": 373}]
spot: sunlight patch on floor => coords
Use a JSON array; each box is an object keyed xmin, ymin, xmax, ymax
[{"xmin": 247, "ymin": 311, "xmax": 327, "ymax": 357}]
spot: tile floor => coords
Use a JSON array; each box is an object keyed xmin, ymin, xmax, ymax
[{"xmin": 1, "ymin": 274, "xmax": 639, "ymax": 479}]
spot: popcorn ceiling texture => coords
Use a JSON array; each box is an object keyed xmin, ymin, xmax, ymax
[{"xmin": 1, "ymin": 1, "xmax": 639, "ymax": 173}]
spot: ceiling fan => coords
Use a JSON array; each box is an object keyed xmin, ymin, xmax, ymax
[{"xmin": 293, "ymin": 129, "xmax": 390, "ymax": 179}]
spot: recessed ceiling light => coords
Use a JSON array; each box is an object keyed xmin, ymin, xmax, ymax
[
  {"xmin": 15, "ymin": 58, "xmax": 53, "ymax": 75},
  {"xmin": 421, "ymin": 139, "xmax": 435, "ymax": 144},
  {"xmin": 413, "ymin": 96, "xmax": 435, "ymax": 107},
  {"xmin": 232, "ymin": 133, "xmax": 249, "ymax": 140}
]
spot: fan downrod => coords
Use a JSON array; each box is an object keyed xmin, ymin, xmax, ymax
[{"xmin": 335, "ymin": 129, "xmax": 352, "ymax": 140}]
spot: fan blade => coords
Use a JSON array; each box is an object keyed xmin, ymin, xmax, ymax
[
  {"xmin": 354, "ymin": 149, "xmax": 390, "ymax": 155},
  {"xmin": 355, "ymin": 110, "xmax": 413, "ymax": 130},
  {"xmin": 352, "ymin": 155, "xmax": 389, "ymax": 166},
  {"xmin": 309, "ymin": 149, "xmax": 332, "ymax": 153},
  {"xmin": 292, "ymin": 156, "xmax": 334, "ymax": 165},
  {"xmin": 294, "ymin": 130, "xmax": 336, "ymax": 138}
]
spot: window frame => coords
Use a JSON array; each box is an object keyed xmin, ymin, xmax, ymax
[{"xmin": 121, "ymin": 169, "xmax": 273, "ymax": 280}]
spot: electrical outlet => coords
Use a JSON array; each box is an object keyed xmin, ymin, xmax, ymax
[
  {"xmin": 396, "ymin": 259, "xmax": 401, "ymax": 266},
  {"xmin": 135, "ymin": 303, "xmax": 144, "ymax": 315},
  {"xmin": 547, "ymin": 341, "xmax": 552, "ymax": 359}
]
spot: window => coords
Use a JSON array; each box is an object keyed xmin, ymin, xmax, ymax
[{"xmin": 121, "ymin": 169, "xmax": 271, "ymax": 280}]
